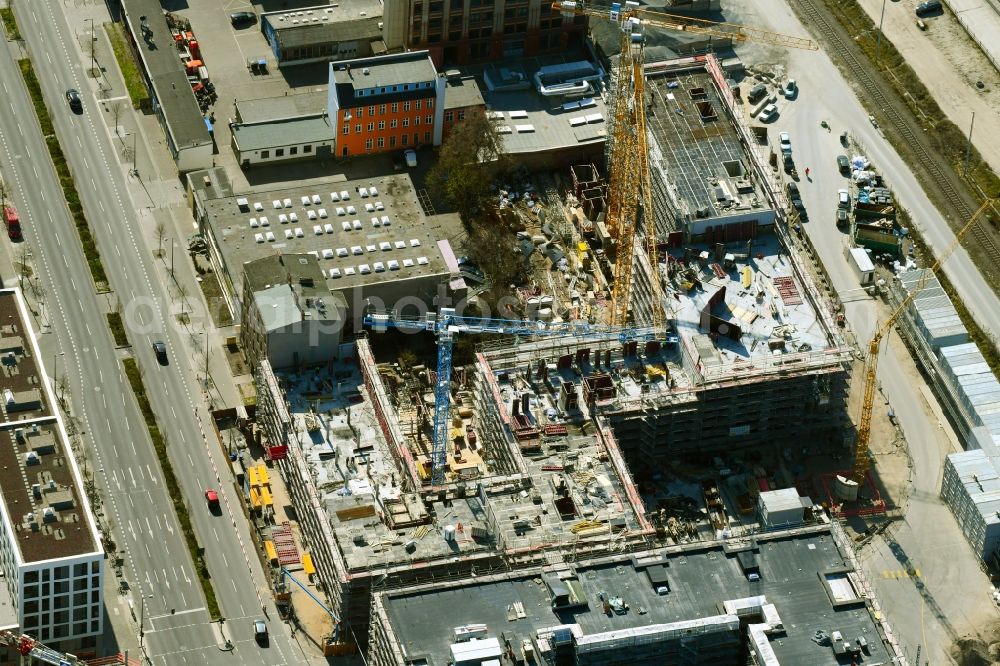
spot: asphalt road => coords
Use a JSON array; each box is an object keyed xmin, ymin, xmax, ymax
[
  {"xmin": 728, "ymin": 2, "xmax": 1000, "ymax": 659},
  {"xmin": 0, "ymin": 3, "xmax": 299, "ymax": 664}
]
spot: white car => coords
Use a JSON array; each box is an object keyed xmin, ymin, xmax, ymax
[
  {"xmin": 784, "ymin": 79, "xmax": 797, "ymax": 99},
  {"xmin": 837, "ymin": 189, "xmax": 851, "ymax": 209},
  {"xmin": 759, "ymin": 104, "xmax": 779, "ymax": 123},
  {"xmin": 779, "ymin": 132, "xmax": 791, "ymax": 155},
  {"xmin": 403, "ymin": 149, "xmax": 417, "ymax": 168}
]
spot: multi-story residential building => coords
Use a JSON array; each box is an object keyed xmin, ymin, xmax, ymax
[
  {"xmin": 328, "ymin": 52, "xmax": 445, "ymax": 158},
  {"xmin": 0, "ymin": 289, "xmax": 104, "ymax": 657},
  {"xmin": 382, "ymin": 0, "xmax": 588, "ymax": 66}
]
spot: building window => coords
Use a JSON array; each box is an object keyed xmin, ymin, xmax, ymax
[
  {"xmin": 378, "ymin": 121, "xmax": 385, "ymax": 130},
  {"xmin": 343, "ymin": 125, "xmax": 350, "ymax": 135},
  {"xmin": 73, "ymin": 608, "xmax": 87, "ymax": 621},
  {"xmin": 290, "ymin": 146, "xmax": 298, "ymax": 156},
  {"xmin": 390, "ymin": 136, "xmax": 397, "ymax": 147},
  {"xmin": 90, "ymin": 620, "xmax": 99, "ymax": 633},
  {"xmin": 25, "ymin": 571, "xmax": 39, "ymax": 584},
  {"xmin": 402, "ymin": 134, "xmax": 409, "ymax": 146},
  {"xmin": 275, "ymin": 148, "xmax": 284, "ymax": 157},
  {"xmin": 92, "ymin": 561, "xmax": 100, "ymax": 574},
  {"xmin": 54, "ymin": 567, "xmax": 69, "ymax": 580},
  {"xmin": 390, "ymin": 119, "xmax": 398, "ymax": 128},
  {"xmin": 54, "ymin": 581, "xmax": 69, "ymax": 595},
  {"xmin": 91, "ymin": 591, "xmax": 100, "ymax": 603},
  {"xmin": 424, "ymin": 131, "xmax": 431, "ymax": 142},
  {"xmin": 356, "ymin": 123, "xmax": 362, "ymax": 134},
  {"xmin": 458, "ymin": 110, "xmax": 466, "ymax": 120},
  {"xmin": 416, "ymin": 100, "xmax": 422, "ymax": 110},
  {"xmin": 379, "ymin": 104, "xmax": 387, "ymax": 114},
  {"xmin": 367, "ymin": 122, "xmax": 375, "ymax": 132},
  {"xmin": 403, "ymin": 118, "xmax": 410, "ymax": 127},
  {"xmin": 414, "ymin": 133, "xmax": 420, "ymax": 144},
  {"xmin": 368, "ymin": 105, "xmax": 376, "ymax": 116},
  {"xmin": 365, "ymin": 138, "xmax": 374, "ymax": 150},
  {"xmin": 74, "ymin": 592, "xmax": 87, "ymax": 606},
  {"xmin": 303, "ymin": 144, "xmax": 312, "ymax": 153},
  {"xmin": 415, "ymin": 116, "xmax": 421, "ymax": 126},
  {"xmin": 24, "ymin": 585, "xmax": 38, "ymax": 599},
  {"xmin": 391, "ymin": 103, "xmax": 399, "ymax": 113},
  {"xmin": 403, "ymin": 101, "xmax": 411, "ymax": 112},
  {"xmin": 261, "ymin": 150, "xmax": 269, "ymax": 159},
  {"xmin": 427, "ymin": 99, "xmax": 434, "ymax": 109},
  {"xmin": 380, "ymin": 87, "xmax": 386, "ymax": 93},
  {"xmin": 377, "ymin": 137, "xmax": 385, "ymax": 148},
  {"xmin": 445, "ymin": 111, "xmax": 454, "ymax": 122},
  {"xmin": 426, "ymin": 114, "xmax": 433, "ymax": 125}
]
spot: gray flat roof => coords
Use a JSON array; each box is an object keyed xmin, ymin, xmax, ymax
[
  {"xmin": 0, "ymin": 291, "xmax": 99, "ymax": 563},
  {"xmin": 383, "ymin": 530, "xmax": 891, "ymax": 666},
  {"xmin": 203, "ymin": 174, "xmax": 451, "ymax": 299},
  {"xmin": 331, "ymin": 52, "xmax": 437, "ymax": 108},
  {"xmin": 646, "ymin": 65, "xmax": 765, "ymax": 219},
  {"xmin": 236, "ymin": 90, "xmax": 329, "ymax": 124},
  {"xmin": 264, "ymin": 7, "xmax": 383, "ymax": 49},
  {"xmin": 121, "ymin": 0, "xmax": 211, "ymax": 151},
  {"xmin": 231, "ymin": 115, "xmax": 334, "ymax": 152},
  {"xmin": 472, "ymin": 56, "xmax": 609, "ymax": 154},
  {"xmin": 444, "ymin": 76, "xmax": 485, "ymax": 110}
]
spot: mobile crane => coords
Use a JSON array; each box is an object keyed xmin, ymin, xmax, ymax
[
  {"xmin": 364, "ymin": 308, "xmax": 659, "ymax": 486},
  {"xmin": 837, "ymin": 198, "xmax": 996, "ymax": 500},
  {"xmin": 552, "ymin": 1, "xmax": 817, "ymax": 329}
]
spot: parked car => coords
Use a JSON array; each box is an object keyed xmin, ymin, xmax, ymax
[
  {"xmin": 915, "ymin": 0, "xmax": 941, "ymax": 15},
  {"xmin": 783, "ymin": 79, "xmax": 797, "ymax": 99},
  {"xmin": 152, "ymin": 340, "xmax": 168, "ymax": 364},
  {"xmin": 779, "ymin": 132, "xmax": 792, "ymax": 155},
  {"xmin": 230, "ymin": 11, "xmax": 257, "ymax": 27},
  {"xmin": 837, "ymin": 154, "xmax": 850, "ymax": 175},
  {"xmin": 403, "ymin": 149, "xmax": 417, "ymax": 168},
  {"xmin": 837, "ymin": 208, "xmax": 849, "ymax": 228},
  {"xmin": 783, "ymin": 152, "xmax": 796, "ymax": 174},
  {"xmin": 65, "ymin": 89, "xmax": 82, "ymax": 113},
  {"xmin": 786, "ymin": 181, "xmax": 803, "ymax": 209},
  {"xmin": 838, "ymin": 189, "xmax": 851, "ymax": 210},
  {"xmin": 747, "ymin": 83, "xmax": 768, "ymax": 104},
  {"xmin": 759, "ymin": 104, "xmax": 779, "ymax": 123}
]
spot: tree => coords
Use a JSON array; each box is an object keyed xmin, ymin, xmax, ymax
[
  {"xmin": 426, "ymin": 111, "xmax": 507, "ymax": 220},
  {"xmin": 155, "ymin": 220, "xmax": 166, "ymax": 257},
  {"xmin": 110, "ymin": 101, "xmax": 124, "ymax": 136}
]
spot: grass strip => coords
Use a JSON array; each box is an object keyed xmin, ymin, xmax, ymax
[
  {"xmin": 0, "ymin": 7, "xmax": 20, "ymax": 41},
  {"xmin": 122, "ymin": 358, "xmax": 222, "ymax": 620},
  {"xmin": 105, "ymin": 22, "xmax": 148, "ymax": 110},
  {"xmin": 17, "ymin": 59, "xmax": 109, "ymax": 288},
  {"xmin": 106, "ymin": 312, "xmax": 128, "ymax": 347}
]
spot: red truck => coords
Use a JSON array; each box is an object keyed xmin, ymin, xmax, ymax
[{"xmin": 2, "ymin": 206, "xmax": 22, "ymax": 241}]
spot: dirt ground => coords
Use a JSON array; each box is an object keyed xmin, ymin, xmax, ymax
[{"xmin": 952, "ymin": 621, "xmax": 1000, "ymax": 666}]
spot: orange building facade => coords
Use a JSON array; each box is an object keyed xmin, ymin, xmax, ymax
[{"xmin": 328, "ymin": 51, "xmax": 446, "ymax": 158}]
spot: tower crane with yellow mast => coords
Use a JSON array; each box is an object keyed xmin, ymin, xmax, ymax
[
  {"xmin": 553, "ymin": 1, "xmax": 817, "ymax": 329},
  {"xmin": 837, "ymin": 197, "xmax": 997, "ymax": 501}
]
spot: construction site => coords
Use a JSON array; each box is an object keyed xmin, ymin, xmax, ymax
[{"xmin": 241, "ymin": 6, "xmax": 927, "ymax": 664}]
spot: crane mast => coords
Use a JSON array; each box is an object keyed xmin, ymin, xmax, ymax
[
  {"xmin": 365, "ymin": 309, "xmax": 658, "ymax": 486},
  {"xmin": 846, "ymin": 198, "xmax": 996, "ymax": 491}
]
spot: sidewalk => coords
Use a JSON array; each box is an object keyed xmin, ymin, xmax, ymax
[{"xmin": 60, "ymin": 4, "xmax": 247, "ymax": 411}]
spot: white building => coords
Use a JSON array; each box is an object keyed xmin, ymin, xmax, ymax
[
  {"xmin": 0, "ymin": 290, "xmax": 104, "ymax": 651},
  {"xmin": 941, "ymin": 429, "xmax": 1000, "ymax": 564},
  {"xmin": 757, "ymin": 488, "xmax": 808, "ymax": 529}
]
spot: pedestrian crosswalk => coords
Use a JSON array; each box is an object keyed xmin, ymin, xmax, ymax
[{"xmin": 882, "ymin": 568, "xmax": 921, "ymax": 579}]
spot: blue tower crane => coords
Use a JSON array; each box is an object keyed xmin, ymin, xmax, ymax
[{"xmin": 363, "ymin": 308, "xmax": 660, "ymax": 486}]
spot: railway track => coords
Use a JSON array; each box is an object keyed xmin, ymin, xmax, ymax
[{"xmin": 795, "ymin": 0, "xmax": 1000, "ymax": 263}]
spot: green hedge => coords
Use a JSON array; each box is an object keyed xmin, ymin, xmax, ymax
[
  {"xmin": 106, "ymin": 312, "xmax": 128, "ymax": 347},
  {"xmin": 105, "ymin": 22, "xmax": 148, "ymax": 110},
  {"xmin": 0, "ymin": 7, "xmax": 20, "ymax": 41},
  {"xmin": 17, "ymin": 59, "xmax": 109, "ymax": 288},
  {"xmin": 122, "ymin": 358, "xmax": 222, "ymax": 620}
]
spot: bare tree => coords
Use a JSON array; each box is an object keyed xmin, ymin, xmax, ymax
[
  {"xmin": 110, "ymin": 101, "xmax": 124, "ymax": 136},
  {"xmin": 16, "ymin": 244, "xmax": 31, "ymax": 289},
  {"xmin": 155, "ymin": 220, "xmax": 166, "ymax": 257}
]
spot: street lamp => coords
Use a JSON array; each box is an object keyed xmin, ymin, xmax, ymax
[{"xmin": 139, "ymin": 594, "xmax": 153, "ymax": 646}]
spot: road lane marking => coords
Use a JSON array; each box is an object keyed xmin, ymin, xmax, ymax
[
  {"xmin": 129, "ymin": 467, "xmax": 136, "ymax": 488},
  {"xmin": 148, "ymin": 464, "xmax": 156, "ymax": 484}
]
